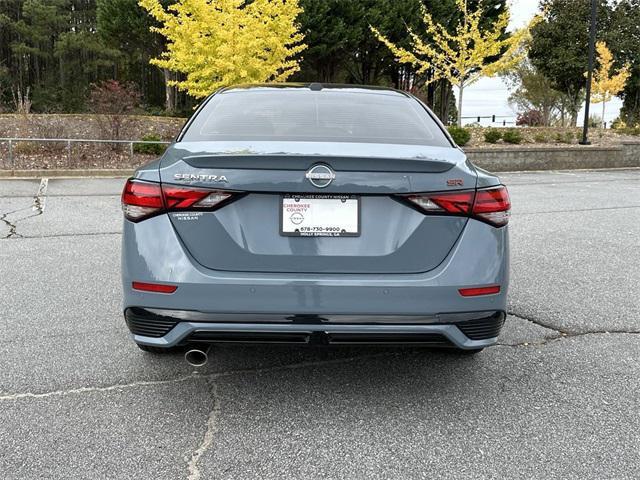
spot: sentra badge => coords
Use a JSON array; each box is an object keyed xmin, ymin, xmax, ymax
[{"xmin": 174, "ymin": 173, "xmax": 229, "ymax": 183}]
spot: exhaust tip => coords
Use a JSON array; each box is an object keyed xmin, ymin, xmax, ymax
[{"xmin": 184, "ymin": 348, "xmax": 208, "ymax": 367}]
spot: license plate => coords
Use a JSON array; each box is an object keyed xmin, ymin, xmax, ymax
[{"xmin": 280, "ymin": 194, "xmax": 360, "ymax": 237}]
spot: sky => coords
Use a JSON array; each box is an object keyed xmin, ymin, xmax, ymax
[{"xmin": 460, "ymin": 0, "xmax": 623, "ymax": 127}]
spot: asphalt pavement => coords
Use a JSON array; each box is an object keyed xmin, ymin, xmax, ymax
[{"xmin": 1, "ymin": 169, "xmax": 639, "ymax": 479}]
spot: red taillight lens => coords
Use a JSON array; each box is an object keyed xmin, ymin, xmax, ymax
[
  {"xmin": 162, "ymin": 185, "xmax": 231, "ymax": 210},
  {"xmin": 132, "ymin": 281, "xmax": 177, "ymax": 293},
  {"xmin": 406, "ymin": 191, "xmax": 474, "ymax": 214},
  {"xmin": 472, "ymin": 186, "xmax": 511, "ymax": 227},
  {"xmin": 402, "ymin": 185, "xmax": 510, "ymax": 227},
  {"xmin": 122, "ymin": 179, "xmax": 234, "ymax": 222},
  {"xmin": 458, "ymin": 285, "xmax": 501, "ymax": 297},
  {"xmin": 122, "ymin": 180, "xmax": 163, "ymax": 222}
]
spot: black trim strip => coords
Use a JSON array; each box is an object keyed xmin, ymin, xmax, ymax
[{"xmin": 181, "ymin": 155, "xmax": 456, "ymax": 173}]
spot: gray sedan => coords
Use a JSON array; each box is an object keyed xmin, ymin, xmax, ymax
[{"xmin": 120, "ymin": 83, "xmax": 510, "ymax": 364}]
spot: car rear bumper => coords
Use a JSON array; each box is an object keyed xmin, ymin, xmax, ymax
[
  {"xmin": 122, "ymin": 214, "xmax": 508, "ymax": 348},
  {"xmin": 122, "ymin": 215, "xmax": 509, "ymax": 314},
  {"xmin": 126, "ymin": 307, "xmax": 505, "ymax": 349}
]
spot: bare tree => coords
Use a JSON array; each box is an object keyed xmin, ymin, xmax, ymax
[
  {"xmin": 12, "ymin": 87, "xmax": 32, "ymax": 115},
  {"xmin": 88, "ymin": 80, "xmax": 141, "ymax": 141}
]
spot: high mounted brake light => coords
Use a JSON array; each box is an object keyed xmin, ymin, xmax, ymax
[
  {"xmin": 121, "ymin": 179, "xmax": 234, "ymax": 222},
  {"xmin": 402, "ymin": 186, "xmax": 511, "ymax": 227}
]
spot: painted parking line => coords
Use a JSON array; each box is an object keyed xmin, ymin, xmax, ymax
[{"xmin": 34, "ymin": 178, "xmax": 48, "ymax": 213}]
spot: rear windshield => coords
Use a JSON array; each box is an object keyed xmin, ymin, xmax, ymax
[{"xmin": 181, "ymin": 89, "xmax": 451, "ymax": 147}]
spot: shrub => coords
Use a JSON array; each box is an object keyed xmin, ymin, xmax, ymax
[
  {"xmin": 516, "ymin": 109, "xmax": 543, "ymax": 126},
  {"xmin": 588, "ymin": 115, "xmax": 602, "ymax": 128},
  {"xmin": 133, "ymin": 134, "xmax": 167, "ymax": 155},
  {"xmin": 611, "ymin": 117, "xmax": 625, "ymax": 130},
  {"xmin": 502, "ymin": 129, "xmax": 523, "ymax": 144},
  {"xmin": 447, "ymin": 126, "xmax": 471, "ymax": 146},
  {"xmin": 618, "ymin": 126, "xmax": 640, "ymax": 136},
  {"xmin": 555, "ymin": 132, "xmax": 573, "ymax": 144},
  {"xmin": 533, "ymin": 133, "xmax": 548, "ymax": 143},
  {"xmin": 89, "ymin": 80, "xmax": 141, "ymax": 141},
  {"xmin": 483, "ymin": 129, "xmax": 502, "ymax": 144}
]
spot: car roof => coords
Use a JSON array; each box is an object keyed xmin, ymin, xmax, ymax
[{"xmin": 218, "ymin": 83, "xmax": 411, "ymax": 98}]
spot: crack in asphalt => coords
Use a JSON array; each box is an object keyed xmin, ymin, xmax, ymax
[
  {"xmin": 0, "ymin": 373, "xmax": 202, "ymax": 401},
  {"xmin": 503, "ymin": 311, "xmax": 640, "ymax": 347},
  {"xmin": 0, "ymin": 352, "xmax": 393, "ymax": 402},
  {"xmin": 1, "ymin": 178, "xmax": 47, "ymax": 238},
  {"xmin": 3, "ymin": 324, "xmax": 640, "ymax": 400},
  {"xmin": 0, "ymin": 211, "xmax": 22, "ymax": 238},
  {"xmin": 497, "ymin": 330, "xmax": 640, "ymax": 348},
  {"xmin": 507, "ymin": 311, "xmax": 565, "ymax": 334},
  {"xmin": 186, "ymin": 378, "xmax": 220, "ymax": 480},
  {"xmin": 0, "ymin": 231, "xmax": 122, "ymax": 240}
]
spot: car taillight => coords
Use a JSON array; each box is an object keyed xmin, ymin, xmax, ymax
[
  {"xmin": 162, "ymin": 185, "xmax": 232, "ymax": 210},
  {"xmin": 122, "ymin": 180, "xmax": 164, "ymax": 222},
  {"xmin": 472, "ymin": 187, "xmax": 511, "ymax": 227},
  {"xmin": 122, "ymin": 179, "xmax": 234, "ymax": 222},
  {"xmin": 402, "ymin": 185, "xmax": 510, "ymax": 227},
  {"xmin": 405, "ymin": 191, "xmax": 474, "ymax": 214}
]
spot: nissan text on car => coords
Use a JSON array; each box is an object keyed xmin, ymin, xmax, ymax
[{"xmin": 121, "ymin": 83, "xmax": 510, "ymax": 365}]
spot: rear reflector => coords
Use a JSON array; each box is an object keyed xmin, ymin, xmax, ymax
[
  {"xmin": 403, "ymin": 185, "xmax": 511, "ymax": 227},
  {"xmin": 458, "ymin": 285, "xmax": 501, "ymax": 297},
  {"xmin": 122, "ymin": 179, "xmax": 235, "ymax": 222},
  {"xmin": 132, "ymin": 281, "xmax": 178, "ymax": 294}
]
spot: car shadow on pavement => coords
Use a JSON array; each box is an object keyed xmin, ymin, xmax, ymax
[{"xmin": 151, "ymin": 343, "xmax": 490, "ymax": 391}]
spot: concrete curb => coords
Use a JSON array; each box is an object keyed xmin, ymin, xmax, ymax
[{"xmin": 0, "ymin": 169, "xmax": 133, "ymax": 178}]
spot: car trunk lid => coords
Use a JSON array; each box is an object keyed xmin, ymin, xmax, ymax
[{"xmin": 159, "ymin": 141, "xmax": 477, "ymax": 274}]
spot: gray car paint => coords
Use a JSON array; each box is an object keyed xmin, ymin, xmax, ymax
[
  {"xmin": 122, "ymin": 216, "xmax": 508, "ymax": 336},
  {"xmin": 158, "ymin": 142, "xmax": 479, "ymax": 274}
]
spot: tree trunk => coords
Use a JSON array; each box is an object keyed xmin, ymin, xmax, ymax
[
  {"xmin": 440, "ymin": 80, "xmax": 451, "ymax": 124},
  {"xmin": 427, "ymin": 82, "xmax": 435, "ymax": 109},
  {"xmin": 602, "ymin": 100, "xmax": 606, "ymax": 129},
  {"xmin": 163, "ymin": 68, "xmax": 175, "ymax": 113},
  {"xmin": 457, "ymin": 84, "xmax": 464, "ymax": 127},
  {"xmin": 542, "ymin": 105, "xmax": 551, "ymax": 127}
]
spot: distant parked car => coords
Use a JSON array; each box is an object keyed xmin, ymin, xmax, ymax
[{"xmin": 121, "ymin": 83, "xmax": 510, "ymax": 365}]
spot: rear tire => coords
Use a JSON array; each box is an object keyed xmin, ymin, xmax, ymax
[{"xmin": 136, "ymin": 343, "xmax": 178, "ymax": 354}]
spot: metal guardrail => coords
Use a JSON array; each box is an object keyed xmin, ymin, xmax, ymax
[{"xmin": 0, "ymin": 137, "xmax": 172, "ymax": 170}]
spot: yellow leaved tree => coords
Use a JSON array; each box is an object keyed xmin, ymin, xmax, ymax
[
  {"xmin": 590, "ymin": 41, "xmax": 630, "ymax": 129},
  {"xmin": 138, "ymin": 0, "xmax": 306, "ymax": 98},
  {"xmin": 372, "ymin": 0, "xmax": 534, "ymax": 126}
]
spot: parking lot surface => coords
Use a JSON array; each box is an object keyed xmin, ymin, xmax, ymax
[{"xmin": 1, "ymin": 169, "xmax": 639, "ymax": 479}]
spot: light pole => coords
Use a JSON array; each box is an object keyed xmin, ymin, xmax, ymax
[{"xmin": 580, "ymin": 0, "xmax": 598, "ymax": 145}]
